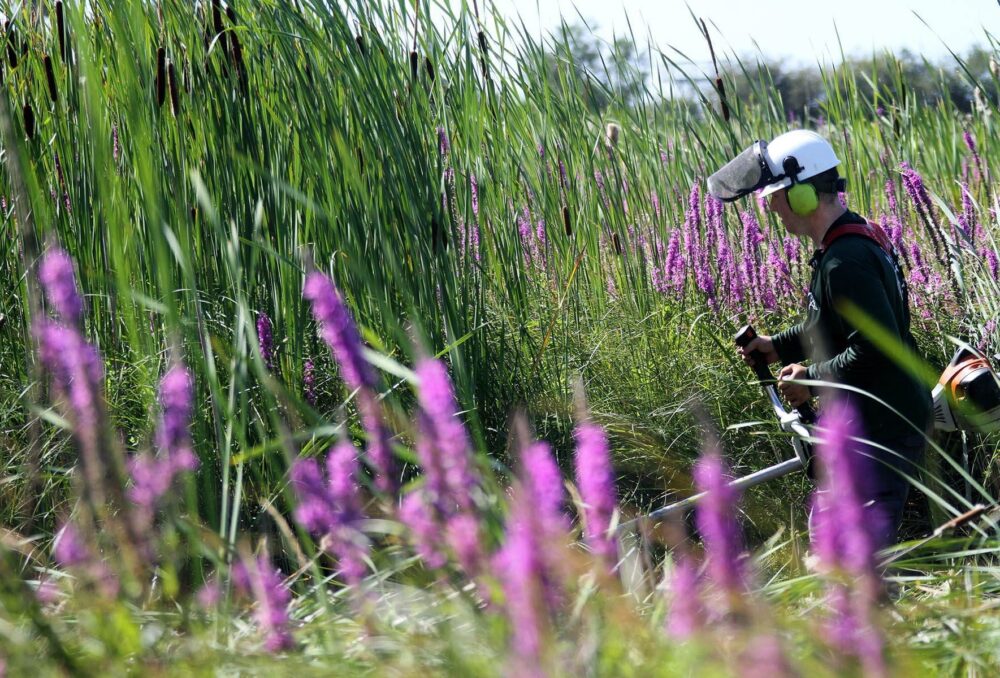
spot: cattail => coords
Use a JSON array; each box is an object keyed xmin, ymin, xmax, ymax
[
  {"xmin": 605, "ymin": 122, "xmax": 620, "ymax": 148},
  {"xmin": 43, "ymin": 54, "xmax": 58, "ymax": 104},
  {"xmin": 477, "ymin": 30, "xmax": 490, "ymax": 80},
  {"xmin": 227, "ymin": 6, "xmax": 245, "ymax": 78},
  {"xmin": 354, "ymin": 34, "xmax": 366, "ymax": 57},
  {"xmin": 612, "ymin": 232, "xmax": 623, "ymax": 255},
  {"xmin": 155, "ymin": 47, "xmax": 166, "ymax": 107},
  {"xmin": 23, "ymin": 102, "xmax": 34, "ymax": 140},
  {"xmin": 715, "ymin": 76, "xmax": 730, "ymax": 122},
  {"xmin": 409, "ymin": 50, "xmax": 418, "ymax": 81},
  {"xmin": 56, "ymin": 1, "xmax": 67, "ymax": 62},
  {"xmin": 168, "ymin": 60, "xmax": 180, "ymax": 115},
  {"xmin": 562, "ymin": 205, "xmax": 572, "ymax": 236},
  {"xmin": 425, "ymin": 56, "xmax": 435, "ymax": 82}
]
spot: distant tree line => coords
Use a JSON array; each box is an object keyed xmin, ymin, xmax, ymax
[{"xmin": 539, "ymin": 22, "xmax": 1000, "ymax": 117}]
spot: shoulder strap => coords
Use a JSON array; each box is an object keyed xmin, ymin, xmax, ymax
[
  {"xmin": 824, "ymin": 218, "xmax": 912, "ymax": 326},
  {"xmin": 821, "ymin": 219, "xmax": 892, "ymax": 254}
]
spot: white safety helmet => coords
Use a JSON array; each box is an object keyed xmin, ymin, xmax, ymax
[{"xmin": 707, "ymin": 129, "xmax": 842, "ymax": 202}]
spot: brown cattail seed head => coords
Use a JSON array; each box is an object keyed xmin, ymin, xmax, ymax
[
  {"xmin": 355, "ymin": 34, "xmax": 366, "ymax": 56},
  {"xmin": 56, "ymin": 1, "xmax": 67, "ymax": 62},
  {"xmin": 44, "ymin": 55, "xmax": 59, "ymax": 104},
  {"xmin": 409, "ymin": 50, "xmax": 418, "ymax": 81},
  {"xmin": 562, "ymin": 205, "xmax": 572, "ymax": 236},
  {"xmin": 605, "ymin": 122, "xmax": 620, "ymax": 148},
  {"xmin": 715, "ymin": 77, "xmax": 730, "ymax": 122},
  {"xmin": 155, "ymin": 47, "xmax": 166, "ymax": 107},
  {"xmin": 612, "ymin": 232, "xmax": 623, "ymax": 255},
  {"xmin": 6, "ymin": 22, "xmax": 18, "ymax": 69},
  {"xmin": 23, "ymin": 102, "xmax": 34, "ymax": 139},
  {"xmin": 425, "ymin": 56, "xmax": 435, "ymax": 82},
  {"xmin": 168, "ymin": 60, "xmax": 180, "ymax": 115}
]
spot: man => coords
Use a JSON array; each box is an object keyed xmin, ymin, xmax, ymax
[{"xmin": 707, "ymin": 129, "xmax": 932, "ymax": 550}]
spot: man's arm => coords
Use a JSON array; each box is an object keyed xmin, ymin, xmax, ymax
[{"xmin": 772, "ymin": 323, "xmax": 806, "ymax": 365}]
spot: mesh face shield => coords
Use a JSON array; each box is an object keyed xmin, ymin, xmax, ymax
[{"xmin": 707, "ymin": 141, "xmax": 782, "ymax": 202}]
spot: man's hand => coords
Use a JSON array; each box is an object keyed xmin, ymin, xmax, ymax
[
  {"xmin": 777, "ymin": 363, "xmax": 811, "ymax": 407},
  {"xmin": 738, "ymin": 334, "xmax": 779, "ymax": 368}
]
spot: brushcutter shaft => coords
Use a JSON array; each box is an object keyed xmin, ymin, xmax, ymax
[{"xmin": 622, "ymin": 456, "xmax": 804, "ymax": 529}]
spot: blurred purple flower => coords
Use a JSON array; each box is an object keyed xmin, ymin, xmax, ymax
[
  {"xmin": 399, "ymin": 489, "xmax": 447, "ymax": 569},
  {"xmin": 665, "ymin": 554, "xmax": 705, "ymax": 638},
  {"xmin": 437, "ymin": 126, "xmax": 450, "ymax": 156},
  {"xmin": 445, "ymin": 513, "xmax": 484, "ymax": 576},
  {"xmin": 470, "ymin": 173, "xmax": 479, "ymax": 218},
  {"xmin": 494, "ymin": 490, "xmax": 547, "ymax": 677},
  {"xmin": 233, "ymin": 555, "xmax": 293, "ymax": 652},
  {"xmin": 39, "ymin": 248, "xmax": 83, "ymax": 326},
  {"xmin": 984, "ymin": 248, "xmax": 999, "ymax": 280},
  {"xmin": 156, "ymin": 363, "xmax": 198, "ymax": 472},
  {"xmin": 290, "ymin": 442, "xmax": 368, "ymax": 584},
  {"xmin": 415, "ymin": 358, "xmax": 480, "ymax": 512},
  {"xmin": 53, "ymin": 522, "xmax": 89, "ymax": 567},
  {"xmin": 521, "ymin": 441, "xmax": 566, "ymax": 533},
  {"xmin": 573, "ymin": 421, "xmax": 617, "ymax": 567},
  {"xmin": 304, "ymin": 272, "xmax": 373, "ymax": 392},
  {"xmin": 303, "ymin": 359, "xmax": 316, "ymax": 405},
  {"xmin": 693, "ymin": 447, "xmax": 746, "ymax": 594},
  {"xmin": 304, "ymin": 272, "xmax": 395, "ymax": 492}
]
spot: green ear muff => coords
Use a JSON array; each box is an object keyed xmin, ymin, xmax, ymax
[
  {"xmin": 781, "ymin": 155, "xmax": 819, "ymax": 215},
  {"xmin": 787, "ymin": 182, "xmax": 818, "ymax": 215}
]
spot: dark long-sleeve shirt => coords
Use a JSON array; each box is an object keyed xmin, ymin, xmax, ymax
[{"xmin": 771, "ymin": 210, "xmax": 931, "ymax": 439}]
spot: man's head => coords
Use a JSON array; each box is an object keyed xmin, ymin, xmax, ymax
[{"xmin": 707, "ymin": 129, "xmax": 844, "ymax": 213}]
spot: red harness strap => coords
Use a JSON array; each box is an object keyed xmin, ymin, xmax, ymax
[{"xmin": 821, "ymin": 219, "xmax": 893, "ymax": 254}]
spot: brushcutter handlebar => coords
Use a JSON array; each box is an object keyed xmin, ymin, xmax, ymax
[{"xmin": 734, "ymin": 324, "xmax": 817, "ymax": 424}]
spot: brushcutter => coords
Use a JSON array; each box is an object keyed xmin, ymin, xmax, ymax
[{"xmin": 615, "ymin": 325, "xmax": 1000, "ymax": 593}]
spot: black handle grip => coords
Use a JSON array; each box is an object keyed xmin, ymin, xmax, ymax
[
  {"xmin": 735, "ymin": 324, "xmax": 817, "ymax": 425},
  {"xmin": 734, "ymin": 324, "xmax": 772, "ymax": 383}
]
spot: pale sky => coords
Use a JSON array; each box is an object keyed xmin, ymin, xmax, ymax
[{"xmin": 484, "ymin": 0, "xmax": 999, "ymax": 66}]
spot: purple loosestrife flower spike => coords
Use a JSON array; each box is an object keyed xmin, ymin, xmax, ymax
[
  {"xmin": 303, "ymin": 272, "xmax": 374, "ymax": 392},
  {"xmin": 573, "ymin": 421, "xmax": 617, "ymax": 567},
  {"xmin": 256, "ymin": 312, "xmax": 276, "ymax": 372},
  {"xmin": 665, "ymin": 554, "xmax": 705, "ymax": 639},
  {"xmin": 290, "ymin": 457, "xmax": 336, "ymax": 535},
  {"xmin": 156, "ymin": 363, "xmax": 198, "ymax": 472},
  {"xmin": 53, "ymin": 522, "xmax": 89, "ymax": 567},
  {"xmin": 494, "ymin": 490, "xmax": 547, "ymax": 678},
  {"xmin": 39, "ymin": 248, "xmax": 83, "ymax": 326},
  {"xmin": 399, "ymin": 490, "xmax": 447, "ymax": 569},
  {"xmin": 522, "ymin": 441, "xmax": 567, "ymax": 532},
  {"xmin": 445, "ymin": 513, "xmax": 485, "ymax": 576},
  {"xmin": 303, "ymin": 359, "xmax": 317, "ymax": 405},
  {"xmin": 437, "ymin": 126, "xmax": 450, "ymax": 156},
  {"xmin": 234, "ymin": 556, "xmax": 294, "ymax": 653},
  {"xmin": 416, "ymin": 358, "xmax": 479, "ymax": 511},
  {"xmin": 693, "ymin": 447, "xmax": 747, "ymax": 594},
  {"xmin": 470, "ymin": 173, "xmax": 479, "ymax": 218},
  {"xmin": 304, "ymin": 272, "xmax": 396, "ymax": 491}
]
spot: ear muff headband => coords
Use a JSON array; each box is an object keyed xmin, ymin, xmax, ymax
[{"xmin": 782, "ymin": 156, "xmax": 819, "ymax": 216}]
